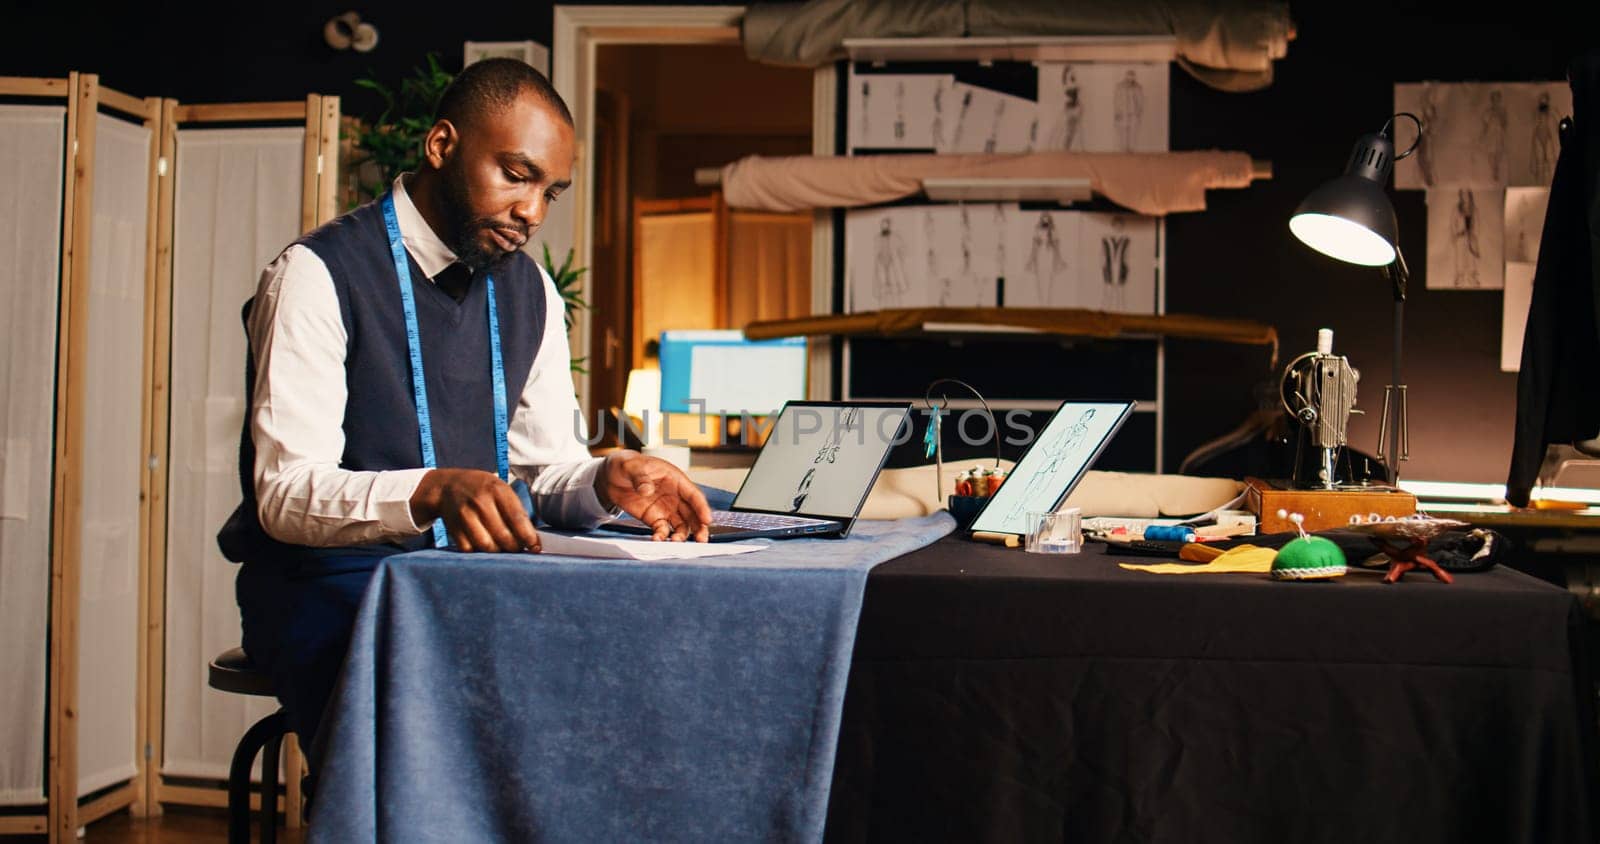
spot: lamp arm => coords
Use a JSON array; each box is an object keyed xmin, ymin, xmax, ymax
[
  {"xmin": 1375, "ymin": 244, "xmax": 1410, "ymax": 483},
  {"xmin": 1383, "ymin": 245, "xmax": 1410, "ymax": 303}
]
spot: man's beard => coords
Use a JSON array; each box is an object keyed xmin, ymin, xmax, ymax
[{"xmin": 440, "ymin": 167, "xmax": 528, "ymax": 273}]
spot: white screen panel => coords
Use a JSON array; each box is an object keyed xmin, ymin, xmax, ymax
[
  {"xmin": 164, "ymin": 127, "xmax": 303, "ymax": 779},
  {"xmin": 0, "ymin": 104, "xmax": 66, "ymax": 807},
  {"xmin": 76, "ymin": 112, "xmax": 152, "ymax": 796}
]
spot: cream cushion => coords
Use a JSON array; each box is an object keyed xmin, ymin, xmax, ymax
[{"xmin": 687, "ymin": 461, "xmax": 1242, "ymax": 520}]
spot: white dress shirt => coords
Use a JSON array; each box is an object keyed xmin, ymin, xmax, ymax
[{"xmin": 248, "ymin": 175, "xmax": 610, "ymax": 547}]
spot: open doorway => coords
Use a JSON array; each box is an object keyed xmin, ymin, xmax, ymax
[{"xmin": 586, "ymin": 43, "xmax": 814, "ymax": 425}]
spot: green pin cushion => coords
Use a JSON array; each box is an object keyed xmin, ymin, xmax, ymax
[{"xmin": 1270, "ymin": 536, "xmax": 1347, "ymax": 580}]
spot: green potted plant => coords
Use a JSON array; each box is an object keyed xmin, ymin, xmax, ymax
[
  {"xmin": 350, "ymin": 52, "xmax": 455, "ymax": 202},
  {"xmin": 542, "ymin": 244, "xmax": 589, "ymax": 373}
]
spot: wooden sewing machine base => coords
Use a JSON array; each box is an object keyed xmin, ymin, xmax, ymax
[{"xmin": 1244, "ymin": 477, "xmax": 1418, "ymax": 534}]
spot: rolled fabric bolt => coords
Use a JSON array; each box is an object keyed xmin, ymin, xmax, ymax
[{"xmin": 1144, "ymin": 525, "xmax": 1197, "ymax": 542}]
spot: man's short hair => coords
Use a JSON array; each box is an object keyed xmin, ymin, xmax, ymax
[{"xmin": 435, "ymin": 58, "xmax": 574, "ymax": 131}]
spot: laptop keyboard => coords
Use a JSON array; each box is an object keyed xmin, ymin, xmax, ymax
[
  {"xmin": 711, "ymin": 509, "xmax": 835, "ymax": 529},
  {"xmin": 608, "ymin": 509, "xmax": 836, "ymax": 531}
]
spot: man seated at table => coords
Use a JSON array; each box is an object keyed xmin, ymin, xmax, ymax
[{"xmin": 216, "ymin": 58, "xmax": 712, "ymax": 754}]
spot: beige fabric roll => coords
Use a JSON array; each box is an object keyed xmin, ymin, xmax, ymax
[
  {"xmin": 741, "ymin": 0, "xmax": 965, "ymax": 67},
  {"xmin": 740, "ymin": 0, "xmax": 1291, "ymax": 91},
  {"xmin": 688, "ymin": 463, "xmax": 1242, "ymax": 521},
  {"xmin": 720, "ymin": 151, "xmax": 1255, "ymax": 217},
  {"xmin": 967, "ymin": 0, "xmax": 1292, "ymax": 77},
  {"xmin": 1063, "ymin": 470, "xmax": 1243, "ymax": 518}
]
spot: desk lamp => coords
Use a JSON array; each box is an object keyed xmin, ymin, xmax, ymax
[
  {"xmin": 622, "ymin": 367, "xmax": 662, "ymax": 447},
  {"xmin": 1288, "ymin": 113, "xmax": 1421, "ymax": 485}
]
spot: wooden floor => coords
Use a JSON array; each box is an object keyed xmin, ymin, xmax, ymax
[{"xmin": 66, "ymin": 806, "xmax": 306, "ymax": 844}]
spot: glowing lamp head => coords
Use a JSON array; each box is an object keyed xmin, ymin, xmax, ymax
[{"xmin": 1290, "ymin": 129, "xmax": 1400, "ymax": 267}]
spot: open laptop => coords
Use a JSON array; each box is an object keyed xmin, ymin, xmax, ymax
[
  {"xmin": 967, "ymin": 401, "xmax": 1135, "ymax": 537},
  {"xmin": 606, "ymin": 401, "xmax": 913, "ymax": 541}
]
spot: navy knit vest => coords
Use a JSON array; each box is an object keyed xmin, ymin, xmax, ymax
[{"xmin": 218, "ymin": 196, "xmax": 547, "ymax": 562}]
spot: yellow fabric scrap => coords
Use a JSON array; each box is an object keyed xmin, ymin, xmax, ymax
[{"xmin": 1118, "ymin": 545, "xmax": 1277, "ymax": 575}]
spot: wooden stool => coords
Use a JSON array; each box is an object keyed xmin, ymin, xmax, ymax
[{"xmin": 208, "ymin": 646, "xmax": 292, "ymax": 844}]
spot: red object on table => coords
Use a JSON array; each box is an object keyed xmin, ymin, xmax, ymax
[
  {"xmin": 1374, "ymin": 537, "xmax": 1455, "ymax": 584},
  {"xmin": 1340, "ymin": 517, "xmax": 1467, "ymax": 585}
]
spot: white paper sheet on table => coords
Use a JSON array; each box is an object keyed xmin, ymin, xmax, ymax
[{"xmin": 539, "ymin": 533, "xmax": 764, "ymax": 561}]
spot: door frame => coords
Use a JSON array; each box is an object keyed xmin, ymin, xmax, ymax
[{"xmin": 551, "ymin": 5, "xmax": 837, "ymax": 413}]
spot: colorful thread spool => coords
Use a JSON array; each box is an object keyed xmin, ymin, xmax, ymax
[{"xmin": 1144, "ymin": 525, "xmax": 1196, "ymax": 543}]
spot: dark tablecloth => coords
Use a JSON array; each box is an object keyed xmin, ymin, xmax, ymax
[{"xmin": 826, "ymin": 539, "xmax": 1599, "ymax": 843}]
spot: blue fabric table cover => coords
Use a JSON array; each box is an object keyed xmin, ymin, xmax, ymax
[{"xmin": 309, "ymin": 512, "xmax": 956, "ymax": 843}]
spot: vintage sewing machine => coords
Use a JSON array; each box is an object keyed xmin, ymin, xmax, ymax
[
  {"xmin": 1246, "ymin": 329, "xmax": 1416, "ymax": 533},
  {"xmin": 1282, "ymin": 328, "xmax": 1363, "ymax": 490}
]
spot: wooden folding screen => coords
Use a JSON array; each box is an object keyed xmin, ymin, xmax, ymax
[
  {"xmin": 0, "ymin": 72, "xmax": 163, "ymax": 843},
  {"xmin": 0, "ymin": 77, "xmax": 338, "ymax": 843}
]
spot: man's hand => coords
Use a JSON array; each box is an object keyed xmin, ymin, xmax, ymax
[
  {"xmin": 598, "ymin": 451, "xmax": 713, "ymax": 542},
  {"xmin": 409, "ymin": 468, "xmax": 542, "ymax": 553}
]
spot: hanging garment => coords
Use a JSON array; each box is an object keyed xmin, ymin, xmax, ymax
[{"xmin": 1506, "ymin": 50, "xmax": 1600, "ymax": 507}]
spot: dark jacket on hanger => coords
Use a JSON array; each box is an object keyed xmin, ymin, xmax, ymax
[{"xmin": 1506, "ymin": 50, "xmax": 1600, "ymax": 507}]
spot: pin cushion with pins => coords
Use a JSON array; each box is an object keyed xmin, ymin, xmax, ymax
[{"xmin": 1270, "ymin": 510, "xmax": 1348, "ymax": 580}]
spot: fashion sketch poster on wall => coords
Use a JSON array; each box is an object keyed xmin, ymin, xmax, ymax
[
  {"xmin": 1503, "ymin": 186, "xmax": 1548, "ymax": 265},
  {"xmin": 847, "ymin": 71, "xmax": 950, "ymax": 151},
  {"xmin": 1393, "ymin": 81, "xmax": 1567, "ymax": 291},
  {"xmin": 1500, "ymin": 187, "xmax": 1548, "ymax": 372},
  {"xmin": 845, "ymin": 63, "xmax": 1039, "ymax": 154},
  {"xmin": 845, "ymin": 205, "xmax": 1160, "ymax": 314},
  {"xmin": 1393, "ymin": 82, "xmax": 1568, "ymax": 190},
  {"xmin": 1501, "ymin": 261, "xmax": 1535, "ymax": 372},
  {"xmin": 846, "ymin": 62, "xmax": 1168, "ymax": 155},
  {"xmin": 1000, "ymin": 209, "xmax": 1159, "ymax": 312},
  {"xmin": 1425, "ymin": 186, "xmax": 1504, "ymax": 290},
  {"xmin": 843, "ymin": 204, "xmax": 1005, "ymax": 311},
  {"xmin": 940, "ymin": 82, "xmax": 1038, "ymax": 154},
  {"xmin": 1036, "ymin": 63, "xmax": 1169, "ymax": 153}
]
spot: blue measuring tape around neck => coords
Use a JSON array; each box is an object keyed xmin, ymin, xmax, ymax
[{"xmin": 382, "ymin": 192, "xmax": 511, "ymax": 548}]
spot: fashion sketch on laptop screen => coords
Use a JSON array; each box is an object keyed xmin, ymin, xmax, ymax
[
  {"xmin": 968, "ymin": 401, "xmax": 1134, "ymax": 536},
  {"xmin": 733, "ymin": 404, "xmax": 910, "ymax": 519}
]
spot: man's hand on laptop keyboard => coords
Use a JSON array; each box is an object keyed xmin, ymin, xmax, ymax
[{"xmin": 596, "ymin": 450, "xmax": 713, "ymax": 542}]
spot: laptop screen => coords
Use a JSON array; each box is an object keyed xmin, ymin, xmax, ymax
[
  {"xmin": 968, "ymin": 401, "xmax": 1135, "ymax": 536},
  {"xmin": 732, "ymin": 402, "xmax": 912, "ymax": 520}
]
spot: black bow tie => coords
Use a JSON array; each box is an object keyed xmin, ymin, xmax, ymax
[{"xmin": 433, "ymin": 262, "xmax": 473, "ymax": 302}]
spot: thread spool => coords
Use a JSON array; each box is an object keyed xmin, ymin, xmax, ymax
[{"xmin": 1144, "ymin": 525, "xmax": 1196, "ymax": 543}]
